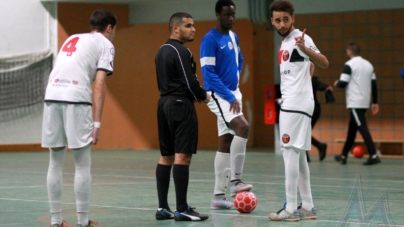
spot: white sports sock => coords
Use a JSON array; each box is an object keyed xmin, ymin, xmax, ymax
[
  {"xmin": 47, "ymin": 148, "xmax": 66, "ymax": 225},
  {"xmin": 213, "ymin": 151, "xmax": 231, "ymax": 197},
  {"xmin": 298, "ymin": 150, "xmax": 314, "ymax": 211},
  {"xmin": 73, "ymin": 144, "xmax": 92, "ymax": 225},
  {"xmin": 230, "ymin": 136, "xmax": 248, "ymax": 181},
  {"xmin": 283, "ymin": 146, "xmax": 299, "ymax": 213}
]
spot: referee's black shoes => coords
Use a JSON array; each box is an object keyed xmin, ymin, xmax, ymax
[
  {"xmin": 363, "ymin": 156, "xmax": 381, "ymax": 166},
  {"xmin": 174, "ymin": 206, "xmax": 209, "ymax": 221}
]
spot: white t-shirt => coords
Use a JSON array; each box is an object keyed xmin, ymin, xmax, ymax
[
  {"xmin": 339, "ymin": 56, "xmax": 375, "ymax": 109},
  {"xmin": 45, "ymin": 32, "xmax": 114, "ymax": 104},
  {"xmin": 278, "ymin": 29, "xmax": 320, "ymax": 113}
]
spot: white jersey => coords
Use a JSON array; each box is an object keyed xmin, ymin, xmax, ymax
[
  {"xmin": 45, "ymin": 32, "xmax": 114, "ymax": 105},
  {"xmin": 339, "ymin": 56, "xmax": 375, "ymax": 109},
  {"xmin": 278, "ymin": 29, "xmax": 320, "ymax": 114}
]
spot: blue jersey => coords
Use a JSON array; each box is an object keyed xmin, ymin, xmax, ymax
[{"xmin": 200, "ymin": 28, "xmax": 243, "ymax": 103}]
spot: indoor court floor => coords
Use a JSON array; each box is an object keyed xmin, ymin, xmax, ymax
[{"xmin": 0, "ymin": 149, "xmax": 403, "ymax": 227}]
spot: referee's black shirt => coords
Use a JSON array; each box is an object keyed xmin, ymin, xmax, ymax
[{"xmin": 155, "ymin": 39, "xmax": 207, "ymax": 101}]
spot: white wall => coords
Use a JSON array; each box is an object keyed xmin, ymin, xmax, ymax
[
  {"xmin": 0, "ymin": 0, "xmax": 57, "ymax": 144},
  {"xmin": 0, "ymin": 0, "xmax": 57, "ymax": 57}
]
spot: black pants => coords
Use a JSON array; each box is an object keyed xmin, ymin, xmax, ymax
[{"xmin": 342, "ymin": 109, "xmax": 376, "ymax": 157}]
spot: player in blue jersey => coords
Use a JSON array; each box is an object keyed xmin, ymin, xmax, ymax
[{"xmin": 200, "ymin": 0, "xmax": 252, "ymax": 210}]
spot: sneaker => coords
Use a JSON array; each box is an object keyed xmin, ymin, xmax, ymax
[
  {"xmin": 335, "ymin": 155, "xmax": 347, "ymax": 165},
  {"xmin": 76, "ymin": 220, "xmax": 98, "ymax": 227},
  {"xmin": 297, "ymin": 203, "xmax": 317, "ymax": 220},
  {"xmin": 211, "ymin": 198, "xmax": 235, "ymax": 210},
  {"xmin": 156, "ymin": 208, "xmax": 175, "ymax": 220},
  {"xmin": 363, "ymin": 156, "xmax": 381, "ymax": 165},
  {"xmin": 318, "ymin": 143, "xmax": 327, "ymax": 161},
  {"xmin": 268, "ymin": 207, "xmax": 300, "ymax": 221},
  {"xmin": 51, "ymin": 220, "xmax": 68, "ymax": 227},
  {"xmin": 230, "ymin": 181, "xmax": 253, "ymax": 197},
  {"xmin": 174, "ymin": 206, "xmax": 209, "ymax": 221}
]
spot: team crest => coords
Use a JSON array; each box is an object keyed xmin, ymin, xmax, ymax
[
  {"xmin": 228, "ymin": 41, "xmax": 233, "ymax": 50},
  {"xmin": 110, "ymin": 47, "xmax": 115, "ymax": 56},
  {"xmin": 282, "ymin": 50, "xmax": 290, "ymax": 61},
  {"xmin": 282, "ymin": 134, "xmax": 290, "ymax": 143}
]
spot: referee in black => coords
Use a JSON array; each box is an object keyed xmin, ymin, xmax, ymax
[
  {"xmin": 334, "ymin": 42, "xmax": 380, "ymax": 166},
  {"xmin": 154, "ymin": 12, "xmax": 210, "ymax": 221}
]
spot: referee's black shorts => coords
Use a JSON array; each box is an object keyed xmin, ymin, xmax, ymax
[{"xmin": 157, "ymin": 96, "xmax": 198, "ymax": 156}]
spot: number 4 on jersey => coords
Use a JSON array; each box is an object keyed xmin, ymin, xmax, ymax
[{"xmin": 62, "ymin": 37, "xmax": 79, "ymax": 56}]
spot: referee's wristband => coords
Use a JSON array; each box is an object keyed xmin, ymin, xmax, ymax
[{"xmin": 94, "ymin": 122, "xmax": 101, "ymax": 128}]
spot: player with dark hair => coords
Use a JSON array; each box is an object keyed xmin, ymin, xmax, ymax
[
  {"xmin": 334, "ymin": 42, "xmax": 380, "ymax": 165},
  {"xmin": 268, "ymin": 0, "xmax": 329, "ymax": 221},
  {"xmin": 200, "ymin": 0, "xmax": 253, "ymax": 210},
  {"xmin": 42, "ymin": 9, "xmax": 116, "ymax": 227},
  {"xmin": 154, "ymin": 12, "xmax": 210, "ymax": 222}
]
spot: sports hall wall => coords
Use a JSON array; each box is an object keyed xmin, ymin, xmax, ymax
[
  {"xmin": 57, "ymin": 3, "xmax": 404, "ymax": 154},
  {"xmin": 57, "ymin": 3, "xmax": 255, "ymax": 150}
]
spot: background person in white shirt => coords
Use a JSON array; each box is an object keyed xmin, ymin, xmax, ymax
[{"xmin": 334, "ymin": 42, "xmax": 380, "ymax": 166}]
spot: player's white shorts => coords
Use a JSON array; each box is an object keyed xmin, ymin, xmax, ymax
[
  {"xmin": 42, "ymin": 102, "xmax": 93, "ymax": 149},
  {"xmin": 207, "ymin": 88, "xmax": 243, "ymax": 136},
  {"xmin": 279, "ymin": 96, "xmax": 314, "ymax": 151}
]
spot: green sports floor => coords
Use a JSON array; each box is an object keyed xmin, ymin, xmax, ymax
[{"xmin": 1, "ymin": 149, "xmax": 403, "ymax": 227}]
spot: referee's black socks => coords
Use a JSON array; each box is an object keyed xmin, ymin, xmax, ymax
[
  {"xmin": 173, "ymin": 164, "xmax": 189, "ymax": 212},
  {"xmin": 156, "ymin": 164, "xmax": 172, "ymax": 210}
]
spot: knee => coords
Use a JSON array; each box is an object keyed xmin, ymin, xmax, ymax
[
  {"xmin": 50, "ymin": 147, "xmax": 65, "ymax": 152},
  {"xmin": 236, "ymin": 122, "xmax": 249, "ymax": 138},
  {"xmin": 174, "ymin": 153, "xmax": 192, "ymax": 165},
  {"xmin": 159, "ymin": 155, "xmax": 174, "ymax": 166}
]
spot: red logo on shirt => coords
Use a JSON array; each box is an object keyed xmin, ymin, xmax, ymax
[
  {"xmin": 73, "ymin": 80, "xmax": 78, "ymax": 85},
  {"xmin": 54, "ymin": 79, "xmax": 59, "ymax": 83},
  {"xmin": 282, "ymin": 134, "xmax": 290, "ymax": 143},
  {"xmin": 282, "ymin": 50, "xmax": 290, "ymax": 61}
]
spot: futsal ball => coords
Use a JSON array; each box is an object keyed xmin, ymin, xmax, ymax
[
  {"xmin": 352, "ymin": 145, "xmax": 365, "ymax": 158},
  {"xmin": 233, "ymin": 191, "xmax": 258, "ymax": 213}
]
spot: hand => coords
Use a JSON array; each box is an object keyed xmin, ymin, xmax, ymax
[
  {"xmin": 294, "ymin": 28, "xmax": 306, "ymax": 52},
  {"xmin": 334, "ymin": 80, "xmax": 339, "ymax": 87},
  {"xmin": 326, "ymin": 85, "xmax": 333, "ymax": 91},
  {"xmin": 229, "ymin": 100, "xmax": 241, "ymax": 114},
  {"xmin": 92, "ymin": 127, "xmax": 100, "ymax": 145},
  {"xmin": 204, "ymin": 93, "xmax": 211, "ymax": 103},
  {"xmin": 371, "ymin": 104, "xmax": 379, "ymax": 115}
]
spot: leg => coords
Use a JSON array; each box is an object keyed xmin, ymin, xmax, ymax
[
  {"xmin": 228, "ymin": 116, "xmax": 252, "ymax": 196},
  {"xmin": 156, "ymin": 155, "xmax": 174, "ymax": 211},
  {"xmin": 298, "ymin": 149, "xmax": 314, "ymax": 210},
  {"xmin": 283, "ymin": 146, "xmax": 300, "ymax": 213},
  {"xmin": 213, "ymin": 134, "xmax": 232, "ymax": 199},
  {"xmin": 355, "ymin": 109, "xmax": 377, "ymax": 156},
  {"xmin": 47, "ymin": 147, "xmax": 66, "ymax": 226},
  {"xmin": 173, "ymin": 153, "xmax": 192, "ymax": 212},
  {"xmin": 342, "ymin": 110, "xmax": 359, "ymax": 157},
  {"xmin": 228, "ymin": 115, "xmax": 249, "ymax": 182},
  {"xmin": 73, "ymin": 144, "xmax": 92, "ymax": 226}
]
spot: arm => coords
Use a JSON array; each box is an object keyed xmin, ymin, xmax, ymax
[
  {"xmin": 371, "ymin": 73, "xmax": 379, "ymax": 114},
  {"xmin": 92, "ymin": 70, "xmax": 107, "ymax": 145},
  {"xmin": 200, "ymin": 36, "xmax": 236, "ymax": 103},
  {"xmin": 334, "ymin": 65, "xmax": 351, "ymax": 88},
  {"xmin": 295, "ymin": 29, "xmax": 329, "ymax": 69},
  {"xmin": 176, "ymin": 47, "xmax": 208, "ymax": 102}
]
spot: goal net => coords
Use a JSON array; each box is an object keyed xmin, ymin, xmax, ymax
[{"xmin": 0, "ymin": 50, "xmax": 52, "ymax": 122}]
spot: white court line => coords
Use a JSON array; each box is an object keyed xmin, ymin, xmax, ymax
[
  {"xmin": 1, "ymin": 177, "xmax": 403, "ymax": 192},
  {"xmin": 4, "ymin": 197, "xmax": 398, "ymax": 226}
]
